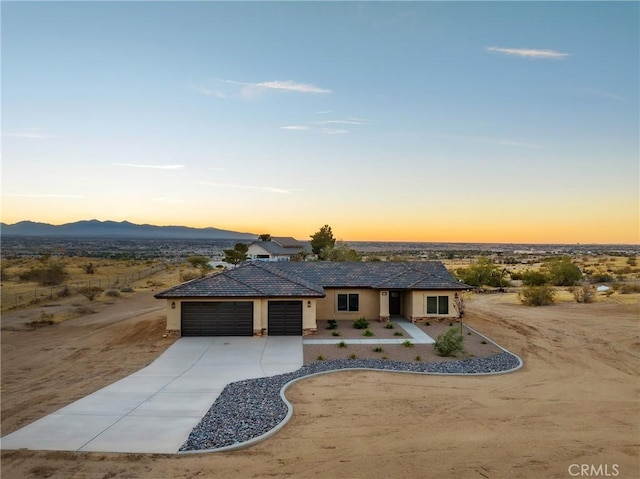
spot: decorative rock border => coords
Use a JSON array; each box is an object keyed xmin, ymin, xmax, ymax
[{"xmin": 180, "ymin": 328, "xmax": 522, "ymax": 454}]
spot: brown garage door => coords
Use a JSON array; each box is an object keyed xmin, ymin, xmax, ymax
[
  {"xmin": 268, "ymin": 301, "xmax": 303, "ymax": 336},
  {"xmin": 181, "ymin": 302, "xmax": 253, "ymax": 336}
]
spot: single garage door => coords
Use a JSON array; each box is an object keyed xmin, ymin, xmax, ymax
[
  {"xmin": 268, "ymin": 301, "xmax": 303, "ymax": 336},
  {"xmin": 181, "ymin": 301, "xmax": 253, "ymax": 336}
]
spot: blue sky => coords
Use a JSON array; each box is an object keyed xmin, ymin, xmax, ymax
[{"xmin": 2, "ymin": 1, "xmax": 638, "ymax": 243}]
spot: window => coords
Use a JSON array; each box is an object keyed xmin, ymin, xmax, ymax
[
  {"xmin": 337, "ymin": 293, "xmax": 359, "ymax": 312},
  {"xmin": 426, "ymin": 295, "xmax": 449, "ymax": 315}
]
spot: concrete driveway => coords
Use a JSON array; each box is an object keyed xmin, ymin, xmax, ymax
[{"xmin": 0, "ymin": 336, "xmax": 302, "ymax": 454}]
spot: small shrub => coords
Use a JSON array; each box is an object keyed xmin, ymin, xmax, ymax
[
  {"xmin": 414, "ymin": 355, "xmax": 422, "ymax": 361},
  {"xmin": 327, "ymin": 319, "xmax": 338, "ymax": 330},
  {"xmin": 316, "ymin": 355, "xmax": 325, "ymax": 361},
  {"xmin": 571, "ymin": 285, "xmax": 595, "ymax": 303},
  {"xmin": 337, "ymin": 341, "xmax": 347, "ymax": 348},
  {"xmin": 480, "ymin": 340, "xmax": 487, "ymax": 345},
  {"xmin": 78, "ymin": 286, "xmax": 103, "ymax": 301},
  {"xmin": 425, "ymin": 321, "xmax": 430, "ymax": 326},
  {"xmin": 518, "ymin": 285, "xmax": 555, "ymax": 306},
  {"xmin": 449, "ymin": 322, "xmax": 453, "ymax": 326},
  {"xmin": 402, "ymin": 340, "xmax": 414, "ymax": 348},
  {"xmin": 373, "ymin": 346, "xmax": 384, "ymax": 353},
  {"xmin": 434, "ymin": 327, "xmax": 465, "ymax": 357},
  {"xmin": 105, "ymin": 289, "xmax": 120, "ymax": 298},
  {"xmin": 384, "ymin": 322, "xmax": 394, "ymax": 329},
  {"xmin": 353, "ymin": 317, "xmax": 369, "ymax": 329},
  {"xmin": 57, "ymin": 285, "xmax": 71, "ymax": 298},
  {"xmin": 393, "ymin": 331, "xmax": 403, "ymax": 336},
  {"xmin": 381, "ymin": 355, "xmax": 388, "ymax": 360},
  {"xmin": 331, "ymin": 330, "xmax": 340, "ymax": 337},
  {"xmin": 121, "ymin": 286, "xmax": 134, "ymax": 293},
  {"xmin": 348, "ymin": 353, "xmax": 357, "ymax": 360},
  {"xmin": 615, "ymin": 283, "xmax": 640, "ymax": 294},
  {"xmin": 362, "ymin": 329, "xmax": 374, "ymax": 337}
]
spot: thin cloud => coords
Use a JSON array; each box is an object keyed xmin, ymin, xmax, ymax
[
  {"xmin": 11, "ymin": 194, "xmax": 84, "ymax": 199},
  {"xmin": 4, "ymin": 131, "xmax": 58, "ymax": 139},
  {"xmin": 316, "ymin": 110, "xmax": 333, "ymax": 114},
  {"xmin": 281, "ymin": 125, "xmax": 311, "ymax": 131},
  {"xmin": 214, "ymin": 78, "xmax": 331, "ymax": 97},
  {"xmin": 198, "ymin": 181, "xmax": 294, "ymax": 194},
  {"xmin": 316, "ymin": 119, "xmax": 371, "ymax": 125},
  {"xmin": 320, "ymin": 128, "xmax": 350, "ymax": 135},
  {"xmin": 192, "ymin": 84, "xmax": 226, "ymax": 98},
  {"xmin": 487, "ymin": 46, "xmax": 570, "ymax": 59},
  {"xmin": 116, "ymin": 163, "xmax": 185, "ymax": 170}
]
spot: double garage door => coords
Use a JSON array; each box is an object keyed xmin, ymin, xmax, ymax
[{"xmin": 181, "ymin": 300, "xmax": 302, "ymax": 336}]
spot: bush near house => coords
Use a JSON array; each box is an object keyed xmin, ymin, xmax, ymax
[
  {"xmin": 353, "ymin": 317, "xmax": 369, "ymax": 329},
  {"xmin": 434, "ymin": 328, "xmax": 465, "ymax": 357}
]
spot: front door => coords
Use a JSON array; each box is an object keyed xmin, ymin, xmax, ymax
[{"xmin": 389, "ymin": 291, "xmax": 402, "ymax": 315}]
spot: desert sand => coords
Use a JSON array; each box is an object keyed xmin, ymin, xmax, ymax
[{"xmin": 1, "ymin": 291, "xmax": 638, "ymax": 478}]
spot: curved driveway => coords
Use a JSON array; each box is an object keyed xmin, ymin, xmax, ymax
[{"xmin": 0, "ymin": 336, "xmax": 302, "ymax": 454}]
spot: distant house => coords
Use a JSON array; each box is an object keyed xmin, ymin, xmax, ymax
[
  {"xmin": 155, "ymin": 261, "xmax": 470, "ymax": 337},
  {"xmin": 247, "ymin": 236, "xmax": 312, "ymax": 262}
]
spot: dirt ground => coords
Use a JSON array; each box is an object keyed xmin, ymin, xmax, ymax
[{"xmin": 1, "ymin": 291, "xmax": 638, "ymax": 479}]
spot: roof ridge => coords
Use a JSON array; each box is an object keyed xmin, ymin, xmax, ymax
[
  {"xmin": 254, "ymin": 261, "xmax": 324, "ymax": 293},
  {"xmin": 404, "ymin": 263, "xmax": 467, "ymax": 288}
]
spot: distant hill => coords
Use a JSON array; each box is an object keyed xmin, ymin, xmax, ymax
[{"xmin": 0, "ymin": 220, "xmax": 257, "ymax": 240}]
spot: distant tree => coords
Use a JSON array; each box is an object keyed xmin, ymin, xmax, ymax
[
  {"xmin": 223, "ymin": 243, "xmax": 249, "ymax": 266},
  {"xmin": 186, "ymin": 256, "xmax": 213, "ymax": 277},
  {"xmin": 520, "ymin": 270, "xmax": 549, "ymax": 286},
  {"xmin": 258, "ymin": 234, "xmax": 272, "ymax": 241},
  {"xmin": 321, "ymin": 242, "xmax": 361, "ymax": 261},
  {"xmin": 19, "ymin": 260, "xmax": 69, "ymax": 286},
  {"xmin": 456, "ymin": 256, "xmax": 505, "ymax": 287},
  {"xmin": 310, "ymin": 225, "xmax": 336, "ymax": 257},
  {"xmin": 544, "ymin": 257, "xmax": 582, "ymax": 286}
]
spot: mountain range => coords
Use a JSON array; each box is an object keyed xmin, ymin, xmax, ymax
[{"xmin": 0, "ymin": 220, "xmax": 257, "ymax": 240}]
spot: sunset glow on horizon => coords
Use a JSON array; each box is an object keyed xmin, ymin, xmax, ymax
[{"xmin": 2, "ymin": 2, "xmax": 638, "ymax": 245}]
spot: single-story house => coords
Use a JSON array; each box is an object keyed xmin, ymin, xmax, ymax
[
  {"xmin": 155, "ymin": 261, "xmax": 470, "ymax": 337},
  {"xmin": 246, "ymin": 236, "xmax": 312, "ymax": 262}
]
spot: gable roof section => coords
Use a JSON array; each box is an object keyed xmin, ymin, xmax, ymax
[
  {"xmin": 271, "ymin": 236, "xmax": 304, "ymax": 248},
  {"xmin": 267, "ymin": 261, "xmax": 468, "ymax": 290},
  {"xmin": 155, "ymin": 262, "xmax": 325, "ymax": 299},
  {"xmin": 155, "ymin": 261, "xmax": 469, "ymax": 299}
]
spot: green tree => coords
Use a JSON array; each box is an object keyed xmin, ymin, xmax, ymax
[
  {"xmin": 258, "ymin": 234, "xmax": 271, "ymax": 241},
  {"xmin": 321, "ymin": 242, "xmax": 361, "ymax": 261},
  {"xmin": 19, "ymin": 260, "xmax": 69, "ymax": 286},
  {"xmin": 223, "ymin": 243, "xmax": 249, "ymax": 266},
  {"xmin": 544, "ymin": 257, "xmax": 582, "ymax": 286},
  {"xmin": 456, "ymin": 256, "xmax": 505, "ymax": 287},
  {"xmin": 310, "ymin": 225, "xmax": 336, "ymax": 256},
  {"xmin": 186, "ymin": 256, "xmax": 213, "ymax": 277},
  {"xmin": 520, "ymin": 270, "xmax": 549, "ymax": 286}
]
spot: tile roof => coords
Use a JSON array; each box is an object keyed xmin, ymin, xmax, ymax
[
  {"xmin": 155, "ymin": 261, "xmax": 468, "ymax": 299},
  {"xmin": 154, "ymin": 262, "xmax": 325, "ymax": 298}
]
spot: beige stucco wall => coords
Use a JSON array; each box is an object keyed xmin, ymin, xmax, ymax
[
  {"xmin": 316, "ymin": 288, "xmax": 380, "ymax": 321},
  {"xmin": 408, "ymin": 291, "xmax": 460, "ymax": 320},
  {"xmin": 165, "ymin": 298, "xmax": 318, "ymax": 333}
]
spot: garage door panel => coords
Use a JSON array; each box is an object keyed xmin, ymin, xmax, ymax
[
  {"xmin": 181, "ymin": 302, "xmax": 253, "ymax": 336},
  {"xmin": 268, "ymin": 301, "xmax": 302, "ymax": 336}
]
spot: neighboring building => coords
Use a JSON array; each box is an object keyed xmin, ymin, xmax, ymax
[
  {"xmin": 247, "ymin": 236, "xmax": 311, "ymax": 262},
  {"xmin": 155, "ymin": 261, "xmax": 470, "ymax": 337}
]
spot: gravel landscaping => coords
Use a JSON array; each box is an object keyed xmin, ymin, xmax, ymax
[{"xmin": 179, "ymin": 350, "xmax": 522, "ymax": 453}]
